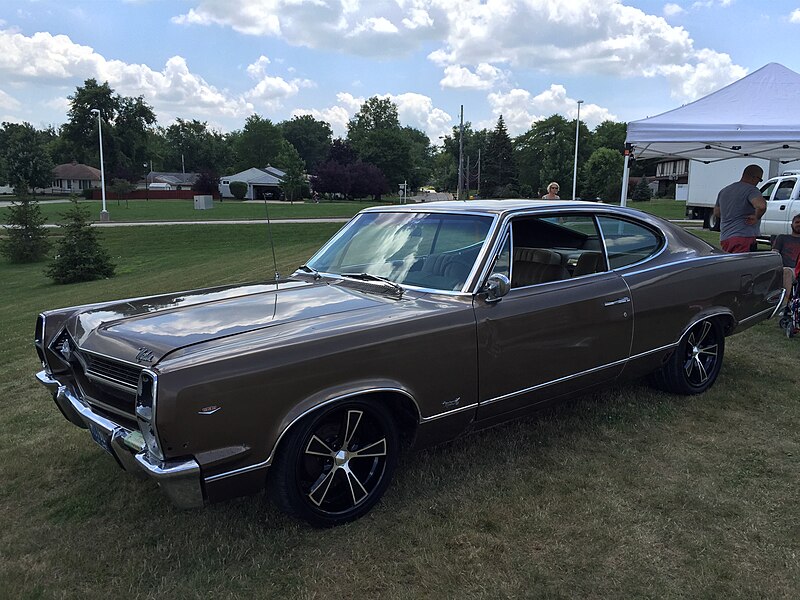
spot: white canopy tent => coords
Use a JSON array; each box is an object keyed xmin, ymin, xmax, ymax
[{"xmin": 622, "ymin": 62, "xmax": 800, "ymax": 205}]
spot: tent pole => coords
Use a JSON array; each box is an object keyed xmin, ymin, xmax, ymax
[{"xmin": 620, "ymin": 146, "xmax": 631, "ymax": 207}]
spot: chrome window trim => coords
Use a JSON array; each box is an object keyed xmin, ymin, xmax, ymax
[
  {"xmin": 204, "ymin": 386, "xmax": 423, "ymax": 483},
  {"xmin": 595, "ymin": 214, "xmax": 668, "ymax": 272}
]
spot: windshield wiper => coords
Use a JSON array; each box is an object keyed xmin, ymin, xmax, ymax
[
  {"xmin": 341, "ymin": 272, "xmax": 404, "ymax": 297},
  {"xmin": 295, "ymin": 264, "xmax": 322, "ymax": 280}
]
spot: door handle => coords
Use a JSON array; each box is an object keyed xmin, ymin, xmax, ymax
[{"xmin": 604, "ymin": 296, "xmax": 630, "ymax": 306}]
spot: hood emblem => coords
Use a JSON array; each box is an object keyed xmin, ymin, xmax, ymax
[{"xmin": 135, "ymin": 347, "xmax": 155, "ymax": 363}]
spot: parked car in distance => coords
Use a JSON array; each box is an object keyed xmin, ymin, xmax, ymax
[
  {"xmin": 34, "ymin": 200, "xmax": 785, "ymax": 526},
  {"xmin": 760, "ymin": 173, "xmax": 800, "ymax": 236}
]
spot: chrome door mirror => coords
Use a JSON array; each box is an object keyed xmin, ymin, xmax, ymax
[{"xmin": 482, "ymin": 273, "xmax": 511, "ymax": 303}]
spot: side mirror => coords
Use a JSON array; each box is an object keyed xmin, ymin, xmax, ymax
[{"xmin": 482, "ymin": 273, "xmax": 511, "ymax": 303}]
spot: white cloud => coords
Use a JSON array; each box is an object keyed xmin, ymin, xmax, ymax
[
  {"xmin": 663, "ymin": 3, "xmax": 684, "ymax": 17},
  {"xmin": 172, "ymin": 0, "xmax": 445, "ymax": 57},
  {"xmin": 0, "ymin": 88, "xmax": 21, "ymax": 110},
  {"xmin": 790, "ymin": 9, "xmax": 800, "ymax": 23},
  {"xmin": 440, "ymin": 63, "xmax": 505, "ymax": 90},
  {"xmin": 651, "ymin": 47, "xmax": 747, "ymax": 100},
  {"xmin": 485, "ymin": 85, "xmax": 617, "ymax": 135}
]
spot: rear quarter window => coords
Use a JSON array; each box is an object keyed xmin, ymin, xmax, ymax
[{"xmin": 597, "ymin": 216, "xmax": 663, "ymax": 269}]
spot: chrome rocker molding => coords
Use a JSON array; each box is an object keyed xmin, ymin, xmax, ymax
[{"xmin": 35, "ymin": 370, "xmax": 203, "ymax": 509}]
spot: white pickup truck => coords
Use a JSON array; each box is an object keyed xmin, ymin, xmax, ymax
[{"xmin": 760, "ymin": 172, "xmax": 800, "ymax": 237}]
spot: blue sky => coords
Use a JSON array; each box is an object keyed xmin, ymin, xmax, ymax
[{"xmin": 1, "ymin": 0, "xmax": 799, "ymax": 142}]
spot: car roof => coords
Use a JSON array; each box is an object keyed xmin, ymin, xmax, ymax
[{"xmin": 362, "ymin": 199, "xmax": 609, "ymax": 217}]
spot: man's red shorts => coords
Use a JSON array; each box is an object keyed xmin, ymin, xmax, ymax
[{"xmin": 721, "ymin": 236, "xmax": 756, "ymax": 253}]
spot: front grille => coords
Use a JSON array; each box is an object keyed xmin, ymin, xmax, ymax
[{"xmin": 80, "ymin": 351, "xmax": 143, "ymax": 389}]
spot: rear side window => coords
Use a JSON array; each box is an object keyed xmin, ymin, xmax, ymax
[{"xmin": 597, "ymin": 217, "xmax": 663, "ymax": 269}]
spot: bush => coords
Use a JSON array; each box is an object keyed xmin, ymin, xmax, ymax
[
  {"xmin": 0, "ymin": 189, "xmax": 50, "ymax": 263},
  {"xmin": 82, "ymin": 188, "xmax": 94, "ymax": 200},
  {"xmin": 632, "ymin": 177, "xmax": 653, "ymax": 201},
  {"xmin": 229, "ymin": 181, "xmax": 248, "ymax": 200},
  {"xmin": 45, "ymin": 199, "xmax": 115, "ymax": 284}
]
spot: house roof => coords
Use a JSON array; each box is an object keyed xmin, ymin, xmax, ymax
[
  {"xmin": 626, "ymin": 62, "xmax": 800, "ymax": 163},
  {"xmin": 53, "ymin": 162, "xmax": 101, "ymax": 180},
  {"xmin": 148, "ymin": 172, "xmax": 199, "ymax": 185},
  {"xmin": 222, "ymin": 167, "xmax": 283, "ymax": 185}
]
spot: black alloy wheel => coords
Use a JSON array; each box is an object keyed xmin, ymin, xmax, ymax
[
  {"xmin": 651, "ymin": 318, "xmax": 725, "ymax": 395},
  {"xmin": 269, "ymin": 401, "xmax": 399, "ymax": 527}
]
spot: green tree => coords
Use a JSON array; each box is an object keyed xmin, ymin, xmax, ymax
[
  {"xmin": 280, "ymin": 115, "xmax": 332, "ymax": 173},
  {"xmin": 592, "ymin": 121, "xmax": 627, "ymax": 154},
  {"xmin": 275, "ymin": 144, "xmax": 306, "ymax": 203},
  {"xmin": 46, "ymin": 199, "xmax": 115, "ymax": 284},
  {"xmin": 632, "ymin": 176, "xmax": 653, "ymax": 201},
  {"xmin": 112, "ymin": 96, "xmax": 157, "ymax": 180},
  {"xmin": 59, "ymin": 79, "xmax": 118, "ymax": 167},
  {"xmin": 1, "ymin": 122, "xmax": 55, "ymax": 191},
  {"xmin": 439, "ymin": 123, "xmax": 489, "ymax": 193},
  {"xmin": 160, "ymin": 119, "xmax": 233, "ymax": 174},
  {"xmin": 1, "ymin": 190, "xmax": 50, "ymax": 262},
  {"xmin": 581, "ymin": 148, "xmax": 624, "ymax": 201},
  {"xmin": 347, "ymin": 97, "xmax": 401, "ymax": 151},
  {"xmin": 483, "ymin": 116, "xmax": 517, "ymax": 196},
  {"xmin": 233, "ymin": 114, "xmax": 284, "ymax": 172}
]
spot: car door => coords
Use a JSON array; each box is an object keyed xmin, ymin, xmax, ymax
[
  {"xmin": 761, "ymin": 176, "xmax": 798, "ymax": 236},
  {"xmin": 473, "ymin": 213, "xmax": 633, "ymax": 421}
]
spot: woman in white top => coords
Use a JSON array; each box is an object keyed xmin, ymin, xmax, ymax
[{"xmin": 542, "ymin": 182, "xmax": 560, "ymax": 199}]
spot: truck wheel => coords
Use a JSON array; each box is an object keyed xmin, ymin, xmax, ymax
[
  {"xmin": 268, "ymin": 401, "xmax": 399, "ymax": 527},
  {"xmin": 708, "ymin": 210, "xmax": 720, "ymax": 231}
]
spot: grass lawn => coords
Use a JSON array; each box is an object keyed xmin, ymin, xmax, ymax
[
  {"xmin": 0, "ymin": 199, "xmax": 389, "ymax": 224},
  {"xmin": 1, "ymin": 223, "xmax": 798, "ymax": 598},
  {"xmin": 619, "ymin": 198, "xmax": 689, "ymax": 220}
]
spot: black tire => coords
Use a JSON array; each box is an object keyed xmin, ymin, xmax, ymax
[
  {"xmin": 708, "ymin": 210, "xmax": 720, "ymax": 232},
  {"xmin": 650, "ymin": 319, "xmax": 725, "ymax": 395},
  {"xmin": 268, "ymin": 401, "xmax": 399, "ymax": 527}
]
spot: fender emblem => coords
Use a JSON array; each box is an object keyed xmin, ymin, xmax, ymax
[
  {"xmin": 442, "ymin": 397, "xmax": 461, "ymax": 409},
  {"xmin": 135, "ymin": 347, "xmax": 155, "ymax": 363}
]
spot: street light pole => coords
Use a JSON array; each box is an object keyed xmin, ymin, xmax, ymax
[
  {"xmin": 572, "ymin": 99, "xmax": 584, "ymax": 201},
  {"xmin": 90, "ymin": 108, "xmax": 109, "ymax": 221},
  {"xmin": 457, "ymin": 104, "xmax": 464, "ymax": 201}
]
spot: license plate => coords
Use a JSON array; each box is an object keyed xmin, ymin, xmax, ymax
[{"xmin": 89, "ymin": 423, "xmax": 113, "ymax": 455}]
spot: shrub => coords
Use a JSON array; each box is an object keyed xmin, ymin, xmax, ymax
[
  {"xmin": 0, "ymin": 188, "xmax": 50, "ymax": 263},
  {"xmin": 45, "ymin": 199, "xmax": 115, "ymax": 284},
  {"xmin": 82, "ymin": 188, "xmax": 94, "ymax": 200},
  {"xmin": 229, "ymin": 181, "xmax": 248, "ymax": 200},
  {"xmin": 632, "ymin": 177, "xmax": 653, "ymax": 201}
]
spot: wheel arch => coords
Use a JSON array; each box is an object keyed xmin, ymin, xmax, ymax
[{"xmin": 266, "ymin": 386, "xmax": 421, "ymax": 467}]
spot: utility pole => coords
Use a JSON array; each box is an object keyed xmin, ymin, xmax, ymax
[
  {"xmin": 572, "ymin": 99, "xmax": 584, "ymax": 201},
  {"xmin": 457, "ymin": 105, "xmax": 464, "ymax": 201},
  {"xmin": 476, "ymin": 148, "xmax": 481, "ymax": 198}
]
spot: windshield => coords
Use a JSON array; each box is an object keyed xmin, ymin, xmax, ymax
[{"xmin": 306, "ymin": 211, "xmax": 493, "ymax": 291}]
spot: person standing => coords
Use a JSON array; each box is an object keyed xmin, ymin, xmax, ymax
[
  {"xmin": 772, "ymin": 213, "xmax": 800, "ymax": 304},
  {"xmin": 542, "ymin": 182, "xmax": 560, "ymax": 199},
  {"xmin": 713, "ymin": 164, "xmax": 767, "ymax": 253}
]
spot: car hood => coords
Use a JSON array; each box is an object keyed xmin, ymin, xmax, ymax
[{"xmin": 67, "ymin": 280, "xmax": 388, "ymax": 366}]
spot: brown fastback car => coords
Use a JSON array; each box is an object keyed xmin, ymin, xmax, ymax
[{"xmin": 35, "ymin": 200, "xmax": 785, "ymax": 526}]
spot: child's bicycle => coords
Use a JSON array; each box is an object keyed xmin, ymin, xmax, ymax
[{"xmin": 779, "ymin": 278, "xmax": 800, "ymax": 338}]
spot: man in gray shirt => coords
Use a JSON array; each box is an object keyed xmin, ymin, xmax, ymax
[{"xmin": 713, "ymin": 164, "xmax": 767, "ymax": 253}]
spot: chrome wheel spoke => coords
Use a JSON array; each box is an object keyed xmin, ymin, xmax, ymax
[
  {"xmin": 695, "ymin": 321, "xmax": 712, "ymax": 346},
  {"xmin": 693, "ymin": 356, "xmax": 709, "ymax": 382},
  {"xmin": 305, "ymin": 434, "xmax": 335, "ymax": 458},
  {"xmin": 343, "ymin": 466, "xmax": 369, "ymax": 505},
  {"xmin": 308, "ymin": 469, "xmax": 338, "ymax": 507},
  {"xmin": 698, "ymin": 344, "xmax": 718, "ymax": 358},
  {"xmin": 350, "ymin": 438, "xmax": 387, "ymax": 459},
  {"xmin": 342, "ymin": 410, "xmax": 363, "ymax": 448}
]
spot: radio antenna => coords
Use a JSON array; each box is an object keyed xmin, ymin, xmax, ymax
[{"xmin": 263, "ymin": 193, "xmax": 280, "ymax": 283}]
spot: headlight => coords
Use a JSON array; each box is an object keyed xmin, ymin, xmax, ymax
[{"xmin": 136, "ymin": 370, "xmax": 164, "ymax": 461}]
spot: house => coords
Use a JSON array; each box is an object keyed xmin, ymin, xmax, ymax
[
  {"xmin": 653, "ymin": 158, "xmax": 689, "ymax": 197},
  {"xmin": 145, "ymin": 171, "xmax": 200, "ymax": 190},
  {"xmin": 219, "ymin": 166, "xmax": 286, "ymax": 200},
  {"xmin": 50, "ymin": 161, "xmax": 101, "ymax": 194}
]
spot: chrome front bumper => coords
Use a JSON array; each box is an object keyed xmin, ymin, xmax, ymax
[{"xmin": 36, "ymin": 370, "xmax": 204, "ymax": 509}]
